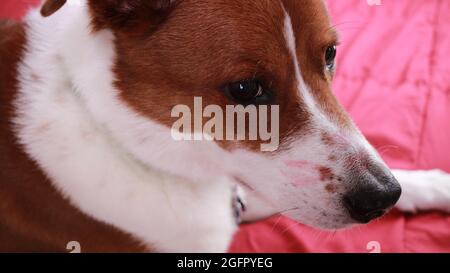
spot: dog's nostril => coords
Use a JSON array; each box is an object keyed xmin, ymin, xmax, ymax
[
  {"xmin": 344, "ymin": 196, "xmax": 387, "ymax": 223},
  {"xmin": 343, "ymin": 183, "xmax": 400, "ymax": 224},
  {"xmin": 342, "ymin": 165, "xmax": 402, "ymax": 223}
]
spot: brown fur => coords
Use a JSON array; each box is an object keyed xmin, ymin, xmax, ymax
[
  {"xmin": 318, "ymin": 166, "xmax": 334, "ymax": 181},
  {"xmin": 0, "ymin": 0, "xmax": 351, "ymax": 252},
  {"xmin": 0, "ymin": 20, "xmax": 146, "ymax": 253},
  {"xmin": 98, "ymin": 0, "xmax": 349, "ymax": 153}
]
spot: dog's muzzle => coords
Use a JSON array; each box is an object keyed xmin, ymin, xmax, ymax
[{"xmin": 342, "ymin": 162, "xmax": 402, "ymax": 223}]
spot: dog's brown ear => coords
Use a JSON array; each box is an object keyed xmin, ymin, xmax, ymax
[
  {"xmin": 89, "ymin": 0, "xmax": 179, "ymax": 31},
  {"xmin": 40, "ymin": 0, "xmax": 67, "ymax": 17}
]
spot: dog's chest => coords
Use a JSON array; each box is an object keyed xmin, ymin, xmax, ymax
[{"xmin": 0, "ymin": 20, "xmax": 147, "ymax": 253}]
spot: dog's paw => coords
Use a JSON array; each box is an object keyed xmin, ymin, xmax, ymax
[{"xmin": 392, "ymin": 169, "xmax": 450, "ymax": 213}]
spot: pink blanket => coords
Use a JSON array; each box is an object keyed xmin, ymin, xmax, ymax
[{"xmin": 1, "ymin": 0, "xmax": 449, "ymax": 253}]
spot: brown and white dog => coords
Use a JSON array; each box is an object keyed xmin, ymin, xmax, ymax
[{"xmin": 1, "ymin": 0, "xmax": 449, "ymax": 252}]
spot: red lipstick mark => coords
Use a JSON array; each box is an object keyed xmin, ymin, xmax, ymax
[
  {"xmin": 318, "ymin": 166, "xmax": 334, "ymax": 181},
  {"xmin": 285, "ymin": 160, "xmax": 312, "ymax": 168},
  {"xmin": 325, "ymin": 183, "xmax": 337, "ymax": 193},
  {"xmin": 283, "ymin": 160, "xmax": 319, "ymax": 187},
  {"xmin": 284, "ymin": 161, "xmax": 337, "ymax": 187}
]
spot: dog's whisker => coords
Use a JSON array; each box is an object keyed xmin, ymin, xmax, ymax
[
  {"xmin": 270, "ymin": 206, "xmax": 301, "ymax": 217},
  {"xmin": 270, "ymin": 215, "xmax": 283, "ymax": 232},
  {"xmin": 267, "ymin": 207, "xmax": 300, "ymax": 233},
  {"xmin": 279, "ymin": 220, "xmax": 304, "ymax": 236}
]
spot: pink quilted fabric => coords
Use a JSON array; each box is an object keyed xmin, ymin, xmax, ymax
[{"xmin": 1, "ymin": 0, "xmax": 449, "ymax": 253}]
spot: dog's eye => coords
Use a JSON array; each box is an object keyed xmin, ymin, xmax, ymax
[
  {"xmin": 325, "ymin": 45, "xmax": 337, "ymax": 70},
  {"xmin": 225, "ymin": 79, "xmax": 265, "ymax": 104}
]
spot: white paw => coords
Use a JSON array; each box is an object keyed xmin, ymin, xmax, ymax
[{"xmin": 393, "ymin": 169, "xmax": 450, "ymax": 213}]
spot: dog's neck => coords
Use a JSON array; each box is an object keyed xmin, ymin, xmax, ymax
[{"xmin": 14, "ymin": 3, "xmax": 236, "ymax": 252}]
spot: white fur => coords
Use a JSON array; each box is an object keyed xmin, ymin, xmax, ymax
[
  {"xmin": 393, "ymin": 169, "xmax": 450, "ymax": 213},
  {"xmin": 15, "ymin": 3, "xmax": 236, "ymax": 252}
]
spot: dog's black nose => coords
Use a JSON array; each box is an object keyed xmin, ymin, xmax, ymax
[{"xmin": 344, "ymin": 176, "xmax": 401, "ymax": 223}]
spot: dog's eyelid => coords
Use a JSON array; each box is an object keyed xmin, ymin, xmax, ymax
[
  {"xmin": 328, "ymin": 26, "xmax": 341, "ymax": 39},
  {"xmin": 322, "ymin": 27, "xmax": 341, "ymax": 48},
  {"xmin": 326, "ymin": 38, "xmax": 340, "ymax": 49}
]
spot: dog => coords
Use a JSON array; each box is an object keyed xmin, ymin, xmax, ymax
[{"xmin": 0, "ymin": 0, "xmax": 449, "ymax": 252}]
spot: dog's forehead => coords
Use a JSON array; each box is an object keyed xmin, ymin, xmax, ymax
[
  {"xmin": 281, "ymin": 0, "xmax": 331, "ymax": 24},
  {"xmin": 170, "ymin": 0, "xmax": 286, "ymax": 38},
  {"xmin": 281, "ymin": 0, "xmax": 333, "ymax": 42},
  {"xmin": 150, "ymin": 0, "xmax": 332, "ymax": 73},
  {"xmin": 173, "ymin": 0, "xmax": 331, "ymax": 35}
]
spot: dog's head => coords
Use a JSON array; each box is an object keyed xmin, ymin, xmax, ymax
[{"xmin": 43, "ymin": 0, "xmax": 401, "ymax": 229}]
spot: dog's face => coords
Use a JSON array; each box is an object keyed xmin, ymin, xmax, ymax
[{"xmin": 44, "ymin": 0, "xmax": 401, "ymax": 229}]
